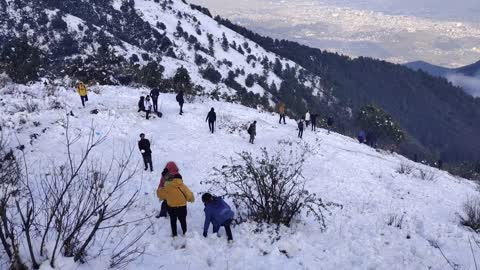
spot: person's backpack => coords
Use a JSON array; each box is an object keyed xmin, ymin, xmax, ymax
[
  {"xmin": 176, "ymin": 93, "xmax": 182, "ymax": 102},
  {"xmin": 247, "ymin": 125, "xmax": 252, "ymax": 135},
  {"xmin": 156, "ymin": 111, "xmax": 163, "ymax": 118}
]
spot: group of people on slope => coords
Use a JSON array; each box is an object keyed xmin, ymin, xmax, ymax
[
  {"xmin": 154, "ymin": 161, "xmax": 235, "ymax": 241},
  {"xmin": 277, "ymin": 102, "xmax": 334, "ymax": 139},
  {"xmin": 137, "ymin": 89, "xmax": 185, "ymax": 120}
]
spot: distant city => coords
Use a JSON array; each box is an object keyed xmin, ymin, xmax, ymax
[{"xmin": 190, "ymin": 0, "xmax": 480, "ymax": 67}]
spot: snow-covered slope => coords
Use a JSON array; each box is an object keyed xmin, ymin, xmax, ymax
[
  {"xmin": 0, "ymin": 0, "xmax": 325, "ymax": 105},
  {"xmin": 1, "ymin": 83, "xmax": 477, "ymax": 269}
]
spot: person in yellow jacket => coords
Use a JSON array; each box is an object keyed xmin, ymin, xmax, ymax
[
  {"xmin": 76, "ymin": 81, "xmax": 88, "ymax": 107},
  {"xmin": 157, "ymin": 161, "xmax": 194, "ymax": 237},
  {"xmin": 278, "ymin": 102, "xmax": 286, "ymax": 124}
]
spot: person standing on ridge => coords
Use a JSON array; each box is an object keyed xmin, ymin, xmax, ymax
[
  {"xmin": 202, "ymin": 193, "xmax": 235, "ymax": 242},
  {"xmin": 157, "ymin": 162, "xmax": 195, "ymax": 237},
  {"xmin": 278, "ymin": 102, "xmax": 286, "ymax": 124},
  {"xmin": 305, "ymin": 111, "xmax": 311, "ymax": 128},
  {"xmin": 144, "ymin": 96, "xmax": 152, "ymax": 120},
  {"xmin": 138, "ymin": 133, "xmax": 153, "ymax": 171},
  {"xmin": 247, "ymin": 121, "xmax": 257, "ymax": 144},
  {"xmin": 176, "ymin": 90, "xmax": 184, "ymax": 115},
  {"xmin": 150, "ymin": 87, "xmax": 160, "ymax": 113},
  {"xmin": 76, "ymin": 81, "xmax": 88, "ymax": 107},
  {"xmin": 297, "ymin": 118, "xmax": 304, "ymax": 139},
  {"xmin": 206, "ymin": 107, "xmax": 217, "ymax": 134},
  {"xmin": 326, "ymin": 116, "xmax": 334, "ymax": 134},
  {"xmin": 310, "ymin": 113, "xmax": 318, "ymax": 131}
]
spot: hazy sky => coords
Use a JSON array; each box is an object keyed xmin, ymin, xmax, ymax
[{"xmin": 190, "ymin": 0, "xmax": 480, "ymax": 67}]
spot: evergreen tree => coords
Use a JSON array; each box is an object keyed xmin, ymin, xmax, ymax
[
  {"xmin": 173, "ymin": 66, "xmax": 192, "ymax": 91},
  {"xmin": 221, "ymin": 33, "xmax": 229, "ymax": 51},
  {"xmin": 357, "ymin": 104, "xmax": 405, "ymax": 145}
]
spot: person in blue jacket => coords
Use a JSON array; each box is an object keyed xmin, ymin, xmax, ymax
[{"xmin": 202, "ymin": 193, "xmax": 234, "ymax": 242}]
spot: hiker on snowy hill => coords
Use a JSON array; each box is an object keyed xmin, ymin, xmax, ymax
[
  {"xmin": 157, "ymin": 162, "xmax": 195, "ymax": 237},
  {"xmin": 297, "ymin": 119, "xmax": 304, "ymax": 139},
  {"xmin": 176, "ymin": 90, "xmax": 184, "ymax": 115},
  {"xmin": 138, "ymin": 133, "xmax": 153, "ymax": 171},
  {"xmin": 76, "ymin": 81, "xmax": 88, "ymax": 107},
  {"xmin": 311, "ymin": 113, "xmax": 318, "ymax": 131},
  {"xmin": 357, "ymin": 131, "xmax": 366, "ymax": 144},
  {"xmin": 202, "ymin": 193, "xmax": 234, "ymax": 242},
  {"xmin": 144, "ymin": 96, "xmax": 152, "ymax": 120},
  {"xmin": 247, "ymin": 121, "xmax": 257, "ymax": 144},
  {"xmin": 305, "ymin": 111, "xmax": 311, "ymax": 127},
  {"xmin": 326, "ymin": 116, "xmax": 334, "ymax": 134},
  {"xmin": 138, "ymin": 96, "xmax": 145, "ymax": 112},
  {"xmin": 206, "ymin": 107, "xmax": 217, "ymax": 134},
  {"xmin": 278, "ymin": 102, "xmax": 286, "ymax": 124},
  {"xmin": 150, "ymin": 87, "xmax": 160, "ymax": 113}
]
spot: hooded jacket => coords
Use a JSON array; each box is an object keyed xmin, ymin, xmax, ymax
[
  {"xmin": 206, "ymin": 109, "xmax": 216, "ymax": 122},
  {"xmin": 157, "ymin": 177, "xmax": 194, "ymax": 207},
  {"xmin": 203, "ymin": 197, "xmax": 234, "ymax": 234}
]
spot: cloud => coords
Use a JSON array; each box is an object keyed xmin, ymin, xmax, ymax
[{"xmin": 446, "ymin": 73, "xmax": 480, "ymax": 97}]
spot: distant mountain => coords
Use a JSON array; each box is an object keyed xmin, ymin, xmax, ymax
[
  {"xmin": 404, "ymin": 60, "xmax": 480, "ymax": 97},
  {"xmin": 404, "ymin": 61, "xmax": 451, "ymax": 77}
]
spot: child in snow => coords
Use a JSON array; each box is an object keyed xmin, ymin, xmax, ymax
[
  {"xmin": 297, "ymin": 119, "xmax": 304, "ymax": 139},
  {"xmin": 202, "ymin": 193, "xmax": 234, "ymax": 242},
  {"xmin": 76, "ymin": 81, "xmax": 88, "ymax": 107},
  {"xmin": 157, "ymin": 162, "xmax": 194, "ymax": 237},
  {"xmin": 144, "ymin": 96, "xmax": 152, "ymax": 120}
]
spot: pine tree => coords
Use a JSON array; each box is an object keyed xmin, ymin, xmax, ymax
[
  {"xmin": 221, "ymin": 33, "xmax": 229, "ymax": 51},
  {"xmin": 173, "ymin": 66, "xmax": 192, "ymax": 92}
]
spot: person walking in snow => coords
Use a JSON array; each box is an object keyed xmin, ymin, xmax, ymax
[
  {"xmin": 278, "ymin": 102, "xmax": 286, "ymax": 124},
  {"xmin": 144, "ymin": 96, "xmax": 153, "ymax": 120},
  {"xmin": 305, "ymin": 111, "xmax": 311, "ymax": 128},
  {"xmin": 297, "ymin": 119, "xmax": 304, "ymax": 139},
  {"xmin": 138, "ymin": 133, "xmax": 153, "ymax": 171},
  {"xmin": 311, "ymin": 113, "xmax": 318, "ymax": 131},
  {"xmin": 176, "ymin": 90, "xmax": 184, "ymax": 115},
  {"xmin": 247, "ymin": 121, "xmax": 257, "ymax": 144},
  {"xmin": 206, "ymin": 107, "xmax": 217, "ymax": 134},
  {"xmin": 150, "ymin": 87, "xmax": 160, "ymax": 113},
  {"xmin": 138, "ymin": 96, "xmax": 146, "ymax": 112},
  {"xmin": 76, "ymin": 81, "xmax": 88, "ymax": 107},
  {"xmin": 202, "ymin": 193, "xmax": 234, "ymax": 242},
  {"xmin": 326, "ymin": 116, "xmax": 334, "ymax": 134},
  {"xmin": 157, "ymin": 162, "xmax": 195, "ymax": 237}
]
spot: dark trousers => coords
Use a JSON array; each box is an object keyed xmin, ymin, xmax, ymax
[
  {"xmin": 146, "ymin": 110, "xmax": 150, "ymax": 120},
  {"xmin": 208, "ymin": 121, "xmax": 215, "ymax": 133},
  {"xmin": 80, "ymin": 95, "xmax": 88, "ymax": 107},
  {"xmin": 306, "ymin": 120, "xmax": 310, "ymax": 127},
  {"xmin": 298, "ymin": 129, "xmax": 303, "ymax": 138},
  {"xmin": 168, "ymin": 206, "xmax": 187, "ymax": 237},
  {"xmin": 142, "ymin": 153, "xmax": 152, "ymax": 171},
  {"xmin": 249, "ymin": 134, "xmax": 255, "ymax": 144},
  {"xmin": 221, "ymin": 219, "xmax": 233, "ymax": 241},
  {"xmin": 312, "ymin": 122, "xmax": 316, "ymax": 131},
  {"xmin": 179, "ymin": 102, "xmax": 184, "ymax": 115},
  {"xmin": 152, "ymin": 96, "xmax": 158, "ymax": 112},
  {"xmin": 279, "ymin": 114, "xmax": 286, "ymax": 124}
]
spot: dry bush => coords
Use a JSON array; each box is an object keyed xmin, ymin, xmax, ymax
[
  {"xmin": 460, "ymin": 198, "xmax": 480, "ymax": 232},
  {"xmin": 416, "ymin": 167, "xmax": 437, "ymax": 181},
  {"xmin": 204, "ymin": 140, "xmax": 340, "ymax": 230},
  {"xmin": 396, "ymin": 162, "xmax": 414, "ymax": 175}
]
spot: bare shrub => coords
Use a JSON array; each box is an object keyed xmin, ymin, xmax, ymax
[
  {"xmin": 387, "ymin": 213, "xmax": 405, "ymax": 229},
  {"xmin": 204, "ymin": 140, "xmax": 340, "ymax": 230},
  {"xmin": 416, "ymin": 167, "xmax": 437, "ymax": 181},
  {"xmin": 0, "ymin": 118, "xmax": 148, "ymax": 269},
  {"xmin": 460, "ymin": 198, "xmax": 480, "ymax": 232},
  {"xmin": 396, "ymin": 162, "xmax": 413, "ymax": 175}
]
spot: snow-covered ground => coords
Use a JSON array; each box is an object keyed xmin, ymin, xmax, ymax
[{"xmin": 1, "ymin": 83, "xmax": 478, "ymax": 269}]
